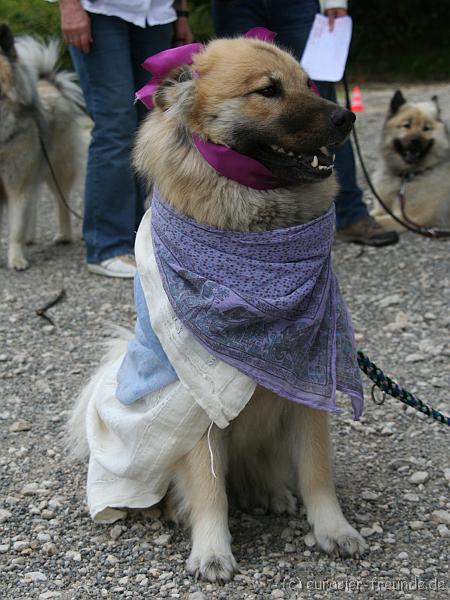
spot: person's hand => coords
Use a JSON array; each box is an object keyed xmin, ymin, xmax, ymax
[
  {"xmin": 173, "ymin": 17, "xmax": 193, "ymax": 46},
  {"xmin": 324, "ymin": 8, "xmax": 348, "ymax": 32},
  {"xmin": 60, "ymin": 0, "xmax": 92, "ymax": 54}
]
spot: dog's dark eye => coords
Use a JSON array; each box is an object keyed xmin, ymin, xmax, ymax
[
  {"xmin": 401, "ymin": 121, "xmax": 411, "ymax": 129},
  {"xmin": 423, "ymin": 122, "xmax": 433, "ymax": 131},
  {"xmin": 256, "ymin": 84, "xmax": 281, "ymax": 98}
]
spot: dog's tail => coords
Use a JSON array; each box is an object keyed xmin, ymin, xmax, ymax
[
  {"xmin": 67, "ymin": 326, "xmax": 133, "ymax": 461},
  {"xmin": 15, "ymin": 36, "xmax": 85, "ymax": 114}
]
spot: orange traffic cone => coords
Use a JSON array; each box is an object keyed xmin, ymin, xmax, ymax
[{"xmin": 350, "ymin": 85, "xmax": 364, "ymax": 112}]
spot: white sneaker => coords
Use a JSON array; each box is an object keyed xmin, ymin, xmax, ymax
[{"xmin": 87, "ymin": 254, "xmax": 136, "ymax": 279}]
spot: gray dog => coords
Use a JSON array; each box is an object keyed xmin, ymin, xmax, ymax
[{"xmin": 0, "ymin": 24, "xmax": 84, "ymax": 270}]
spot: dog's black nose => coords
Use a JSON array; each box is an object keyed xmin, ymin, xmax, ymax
[{"xmin": 331, "ymin": 108, "xmax": 356, "ymax": 130}]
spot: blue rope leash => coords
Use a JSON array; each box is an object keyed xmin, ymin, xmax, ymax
[{"xmin": 357, "ymin": 351, "xmax": 450, "ymax": 427}]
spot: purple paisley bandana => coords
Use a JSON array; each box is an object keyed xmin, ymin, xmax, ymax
[{"xmin": 151, "ymin": 190, "xmax": 363, "ymax": 417}]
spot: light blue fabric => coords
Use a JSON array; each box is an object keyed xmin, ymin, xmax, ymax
[{"xmin": 116, "ymin": 274, "xmax": 178, "ymax": 405}]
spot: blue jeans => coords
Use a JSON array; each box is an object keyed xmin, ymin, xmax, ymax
[
  {"xmin": 70, "ymin": 14, "xmax": 172, "ymax": 263},
  {"xmin": 212, "ymin": 0, "xmax": 367, "ymax": 229}
]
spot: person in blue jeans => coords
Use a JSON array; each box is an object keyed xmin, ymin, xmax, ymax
[
  {"xmin": 212, "ymin": 0, "xmax": 399, "ymax": 246},
  {"xmin": 59, "ymin": 0, "xmax": 192, "ymax": 277}
]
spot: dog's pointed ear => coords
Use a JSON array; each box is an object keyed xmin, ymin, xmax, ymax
[
  {"xmin": 0, "ymin": 23, "xmax": 17, "ymax": 60},
  {"xmin": 431, "ymin": 94, "xmax": 441, "ymax": 119},
  {"xmin": 389, "ymin": 90, "xmax": 406, "ymax": 115},
  {"xmin": 153, "ymin": 65, "xmax": 196, "ymax": 114}
]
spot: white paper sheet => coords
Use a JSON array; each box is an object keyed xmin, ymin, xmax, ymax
[{"xmin": 300, "ymin": 14, "xmax": 352, "ymax": 82}]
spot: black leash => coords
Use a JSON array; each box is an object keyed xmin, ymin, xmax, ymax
[
  {"xmin": 357, "ymin": 351, "xmax": 450, "ymax": 427},
  {"xmin": 342, "ymin": 76, "xmax": 450, "ymax": 240},
  {"xmin": 39, "ymin": 136, "xmax": 83, "ymax": 221}
]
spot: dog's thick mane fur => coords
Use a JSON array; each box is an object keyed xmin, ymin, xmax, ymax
[{"xmin": 134, "ymin": 113, "xmax": 337, "ymax": 232}]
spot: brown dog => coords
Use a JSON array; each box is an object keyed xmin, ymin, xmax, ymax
[
  {"xmin": 72, "ymin": 36, "xmax": 366, "ymax": 583},
  {"xmin": 371, "ymin": 90, "xmax": 450, "ymax": 231}
]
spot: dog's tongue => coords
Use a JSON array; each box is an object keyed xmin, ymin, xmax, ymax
[{"xmin": 192, "ymin": 134, "xmax": 286, "ymax": 190}]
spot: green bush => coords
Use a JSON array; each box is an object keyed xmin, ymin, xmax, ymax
[
  {"xmin": 0, "ymin": 0, "xmax": 72, "ymax": 68},
  {"xmin": 1, "ymin": 0, "xmax": 448, "ymax": 80}
]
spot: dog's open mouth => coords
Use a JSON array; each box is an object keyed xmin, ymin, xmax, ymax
[
  {"xmin": 269, "ymin": 144, "xmax": 335, "ymax": 176},
  {"xmin": 394, "ymin": 139, "xmax": 434, "ymax": 165},
  {"xmin": 254, "ymin": 143, "xmax": 336, "ymax": 182}
]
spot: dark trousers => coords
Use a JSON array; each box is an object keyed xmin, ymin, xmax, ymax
[
  {"xmin": 70, "ymin": 13, "xmax": 172, "ymax": 263},
  {"xmin": 212, "ymin": 0, "xmax": 367, "ymax": 229}
]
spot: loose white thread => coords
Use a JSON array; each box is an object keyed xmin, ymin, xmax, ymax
[{"xmin": 207, "ymin": 421, "xmax": 217, "ymax": 479}]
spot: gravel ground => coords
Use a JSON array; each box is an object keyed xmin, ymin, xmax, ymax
[{"xmin": 1, "ymin": 83, "xmax": 449, "ymax": 600}]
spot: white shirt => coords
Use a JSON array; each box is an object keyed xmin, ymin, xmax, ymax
[
  {"xmin": 81, "ymin": 0, "xmax": 177, "ymax": 28},
  {"xmin": 86, "ymin": 209, "xmax": 256, "ymax": 523}
]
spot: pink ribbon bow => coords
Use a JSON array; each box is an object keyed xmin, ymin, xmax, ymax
[{"xmin": 136, "ymin": 28, "xmax": 277, "ymax": 109}]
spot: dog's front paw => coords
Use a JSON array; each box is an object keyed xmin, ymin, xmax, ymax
[
  {"xmin": 314, "ymin": 520, "xmax": 368, "ymax": 556},
  {"xmin": 9, "ymin": 254, "xmax": 29, "ymax": 271},
  {"xmin": 270, "ymin": 488, "xmax": 298, "ymax": 515},
  {"xmin": 187, "ymin": 550, "xmax": 238, "ymax": 582}
]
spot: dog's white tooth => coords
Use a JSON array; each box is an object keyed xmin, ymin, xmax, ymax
[
  {"xmin": 332, "ymin": 153, "xmax": 336, "ymax": 161},
  {"xmin": 288, "ymin": 151, "xmax": 294, "ymax": 157},
  {"xmin": 271, "ymin": 145, "xmax": 279, "ymax": 151},
  {"xmin": 278, "ymin": 147, "xmax": 286, "ymax": 154},
  {"xmin": 311, "ymin": 155, "xmax": 319, "ymax": 168}
]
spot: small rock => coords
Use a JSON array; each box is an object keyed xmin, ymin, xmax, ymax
[
  {"xmin": 403, "ymin": 493, "xmax": 420, "ymax": 502},
  {"xmin": 42, "ymin": 542, "xmax": 57, "ymax": 556},
  {"xmin": 271, "ymin": 591, "xmax": 284, "ymax": 599},
  {"xmin": 24, "ymin": 571, "xmax": 47, "ymax": 582},
  {"xmin": 9, "ymin": 419, "xmax": 32, "ymax": 432},
  {"xmin": 444, "ymin": 468, "xmax": 450, "ymax": 483},
  {"xmin": 397, "ymin": 551, "xmax": 409, "ymax": 560},
  {"xmin": 188, "ymin": 593, "xmax": 206, "ymax": 600},
  {"xmin": 0, "ymin": 544, "xmax": 10, "ymax": 553},
  {"xmin": 154, "ymin": 534, "xmax": 171, "ymax": 546},
  {"xmin": 405, "ymin": 353, "xmax": 426, "ymax": 363},
  {"xmin": 0, "ymin": 508, "xmax": 12, "ymax": 523},
  {"xmin": 105, "ymin": 554, "xmax": 119, "ymax": 565},
  {"xmin": 378, "ymin": 294, "xmax": 402, "ymax": 308},
  {"xmin": 360, "ymin": 527, "xmax": 375, "ymax": 537},
  {"xmin": 303, "ymin": 532, "xmax": 316, "ymax": 547},
  {"xmin": 37, "ymin": 532, "xmax": 51, "ymax": 543},
  {"xmin": 432, "ymin": 510, "xmax": 450, "ymax": 526},
  {"xmin": 284, "ymin": 543, "xmax": 296, "ymax": 553},
  {"xmin": 21, "ymin": 483, "xmax": 40, "ymax": 496},
  {"xmin": 409, "ymin": 520, "xmax": 425, "ymax": 530},
  {"xmin": 380, "ymin": 423, "xmax": 395, "ymax": 435},
  {"xmin": 281, "ymin": 527, "xmax": 293, "ymax": 541},
  {"xmin": 39, "ymin": 593, "xmax": 62, "ymax": 600},
  {"xmin": 109, "ymin": 525, "xmax": 124, "ymax": 540},
  {"xmin": 361, "ymin": 491, "xmax": 378, "ymax": 501},
  {"xmin": 139, "ymin": 577, "xmax": 148, "ymax": 586},
  {"xmin": 13, "ymin": 540, "xmax": 31, "ymax": 552},
  {"xmin": 65, "ymin": 550, "xmax": 81, "ymax": 561},
  {"xmin": 409, "ymin": 471, "xmax": 429, "ymax": 485},
  {"xmin": 437, "ymin": 525, "xmax": 449, "ymax": 537}
]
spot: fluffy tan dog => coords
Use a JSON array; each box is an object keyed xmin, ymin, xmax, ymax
[
  {"xmin": 371, "ymin": 90, "xmax": 450, "ymax": 231},
  {"xmin": 73, "ymin": 36, "xmax": 367, "ymax": 583}
]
